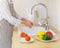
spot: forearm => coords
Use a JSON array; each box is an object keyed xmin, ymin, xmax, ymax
[{"xmin": 0, "ymin": 11, "xmax": 21, "ymax": 26}]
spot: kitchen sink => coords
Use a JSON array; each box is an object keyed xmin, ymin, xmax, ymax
[{"xmin": 18, "ymin": 26, "xmax": 45, "ymax": 35}]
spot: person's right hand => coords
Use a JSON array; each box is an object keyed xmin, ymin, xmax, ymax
[{"xmin": 21, "ymin": 18, "xmax": 33, "ymax": 28}]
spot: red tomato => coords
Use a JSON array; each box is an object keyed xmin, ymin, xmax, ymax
[
  {"xmin": 20, "ymin": 32, "xmax": 31, "ymax": 41},
  {"xmin": 25, "ymin": 36, "xmax": 30, "ymax": 41},
  {"xmin": 46, "ymin": 31, "xmax": 53, "ymax": 38},
  {"xmin": 20, "ymin": 32, "xmax": 27, "ymax": 37}
]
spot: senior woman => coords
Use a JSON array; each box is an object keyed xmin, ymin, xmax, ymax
[{"xmin": 0, "ymin": 0, "xmax": 33, "ymax": 48}]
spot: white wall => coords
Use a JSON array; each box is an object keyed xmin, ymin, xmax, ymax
[
  {"xmin": 56, "ymin": 0, "xmax": 60, "ymax": 31},
  {"xmin": 13, "ymin": 0, "xmax": 48, "ymax": 18},
  {"xmin": 13, "ymin": 0, "xmax": 60, "ymax": 31},
  {"xmin": 47, "ymin": 0, "xmax": 60, "ymax": 31}
]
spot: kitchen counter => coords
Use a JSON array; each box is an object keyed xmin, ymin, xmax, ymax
[{"xmin": 12, "ymin": 25, "xmax": 60, "ymax": 48}]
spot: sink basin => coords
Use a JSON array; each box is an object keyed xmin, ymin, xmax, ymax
[{"xmin": 18, "ymin": 26, "xmax": 45, "ymax": 35}]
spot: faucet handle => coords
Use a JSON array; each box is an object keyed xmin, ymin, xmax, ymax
[{"xmin": 35, "ymin": 10, "xmax": 39, "ymax": 18}]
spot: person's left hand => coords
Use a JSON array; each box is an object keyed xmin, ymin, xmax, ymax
[{"xmin": 21, "ymin": 18, "xmax": 33, "ymax": 28}]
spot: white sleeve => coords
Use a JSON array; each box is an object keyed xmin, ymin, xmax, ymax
[{"xmin": 0, "ymin": 0, "xmax": 22, "ymax": 26}]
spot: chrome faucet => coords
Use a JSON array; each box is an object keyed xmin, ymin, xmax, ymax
[
  {"xmin": 41, "ymin": 16, "xmax": 49, "ymax": 30},
  {"xmin": 31, "ymin": 3, "xmax": 49, "ymax": 30}
]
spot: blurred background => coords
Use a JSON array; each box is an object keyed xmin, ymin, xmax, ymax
[{"xmin": 13, "ymin": 0, "xmax": 60, "ymax": 31}]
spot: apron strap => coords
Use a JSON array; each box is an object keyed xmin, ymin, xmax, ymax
[
  {"xmin": 8, "ymin": 0, "xmax": 13, "ymax": 5},
  {"xmin": 8, "ymin": 0, "xmax": 18, "ymax": 18}
]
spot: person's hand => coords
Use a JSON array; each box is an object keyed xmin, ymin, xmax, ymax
[{"xmin": 21, "ymin": 18, "xmax": 33, "ymax": 28}]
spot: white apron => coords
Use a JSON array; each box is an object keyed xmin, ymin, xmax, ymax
[
  {"xmin": 0, "ymin": 19, "xmax": 13, "ymax": 48},
  {"xmin": 0, "ymin": 0, "xmax": 18, "ymax": 48}
]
